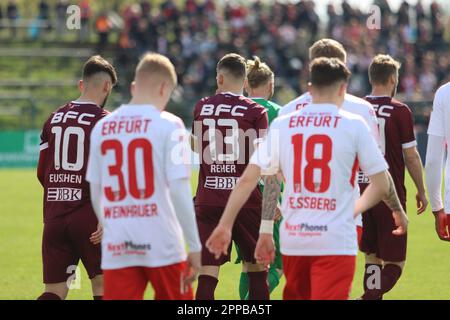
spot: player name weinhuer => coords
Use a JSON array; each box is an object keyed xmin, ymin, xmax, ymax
[{"xmin": 99, "ymin": 115, "xmax": 160, "ymax": 220}]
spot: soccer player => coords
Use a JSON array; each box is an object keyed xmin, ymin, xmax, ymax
[
  {"xmin": 361, "ymin": 54, "xmax": 428, "ymax": 300},
  {"xmin": 278, "ymin": 38, "xmax": 380, "ymax": 244},
  {"xmin": 425, "ymin": 82, "xmax": 450, "ymax": 242},
  {"xmin": 37, "ymin": 55, "xmax": 117, "ymax": 300},
  {"xmin": 206, "ymin": 57, "xmax": 408, "ymax": 300},
  {"xmin": 191, "ymin": 53, "xmax": 269, "ymax": 300},
  {"xmin": 234, "ymin": 56, "xmax": 283, "ymax": 300},
  {"xmin": 86, "ymin": 53, "xmax": 202, "ymax": 300}
]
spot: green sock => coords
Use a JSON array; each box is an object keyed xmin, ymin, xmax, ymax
[
  {"xmin": 239, "ymin": 272, "xmax": 249, "ymax": 300},
  {"xmin": 268, "ymin": 267, "xmax": 281, "ymax": 293}
]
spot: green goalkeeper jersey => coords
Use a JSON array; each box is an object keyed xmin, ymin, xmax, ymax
[{"xmin": 251, "ymin": 97, "xmax": 281, "ymax": 125}]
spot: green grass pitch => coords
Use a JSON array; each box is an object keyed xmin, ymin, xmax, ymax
[{"xmin": 0, "ymin": 169, "xmax": 449, "ymax": 300}]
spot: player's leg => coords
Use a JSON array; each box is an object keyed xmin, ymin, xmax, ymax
[
  {"xmin": 195, "ymin": 206, "xmax": 230, "ymax": 300},
  {"xmin": 233, "ymin": 207, "xmax": 269, "ymax": 300},
  {"xmin": 38, "ymin": 218, "xmax": 78, "ymax": 300},
  {"xmin": 310, "ymin": 255, "xmax": 356, "ymax": 300},
  {"xmin": 233, "ymin": 243, "xmax": 249, "ymax": 300},
  {"xmin": 361, "ymin": 203, "xmax": 407, "ymax": 300},
  {"xmin": 67, "ymin": 206, "xmax": 103, "ymax": 300},
  {"xmin": 147, "ymin": 262, "xmax": 194, "ymax": 300},
  {"xmin": 360, "ymin": 207, "xmax": 383, "ymax": 296},
  {"xmin": 103, "ymin": 267, "xmax": 147, "ymax": 300},
  {"xmin": 282, "ymin": 255, "xmax": 311, "ymax": 300}
]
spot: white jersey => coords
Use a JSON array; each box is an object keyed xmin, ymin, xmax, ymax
[
  {"xmin": 250, "ymin": 104, "xmax": 387, "ymax": 256},
  {"xmin": 86, "ymin": 104, "xmax": 191, "ymax": 269},
  {"xmin": 427, "ymin": 82, "xmax": 450, "ymax": 212},
  {"xmin": 280, "ymin": 92, "xmax": 380, "ymax": 226}
]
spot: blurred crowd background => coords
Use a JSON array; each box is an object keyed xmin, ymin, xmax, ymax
[{"xmin": 1, "ymin": 0, "xmax": 450, "ymax": 160}]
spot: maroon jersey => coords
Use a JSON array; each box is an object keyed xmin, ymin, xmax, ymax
[
  {"xmin": 39, "ymin": 101, "xmax": 109, "ymax": 222},
  {"xmin": 364, "ymin": 96, "xmax": 417, "ymax": 204},
  {"xmin": 192, "ymin": 92, "xmax": 268, "ymax": 208}
]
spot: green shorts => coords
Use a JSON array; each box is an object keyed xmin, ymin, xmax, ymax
[{"xmin": 234, "ymin": 219, "xmax": 282, "ymax": 270}]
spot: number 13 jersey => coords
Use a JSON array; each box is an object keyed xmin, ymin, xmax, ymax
[
  {"xmin": 86, "ymin": 104, "xmax": 191, "ymax": 269},
  {"xmin": 250, "ymin": 104, "xmax": 388, "ymax": 256}
]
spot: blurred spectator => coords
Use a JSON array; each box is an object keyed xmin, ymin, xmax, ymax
[
  {"xmin": 79, "ymin": 0, "xmax": 92, "ymax": 42},
  {"xmin": 95, "ymin": 12, "xmax": 112, "ymax": 53},
  {"xmin": 55, "ymin": 0, "xmax": 68, "ymax": 40},
  {"xmin": 7, "ymin": 0, "xmax": 18, "ymax": 38},
  {"xmin": 38, "ymin": 0, "xmax": 51, "ymax": 32}
]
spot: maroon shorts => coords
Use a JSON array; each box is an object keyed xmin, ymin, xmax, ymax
[
  {"xmin": 360, "ymin": 201, "xmax": 407, "ymax": 262},
  {"xmin": 195, "ymin": 205, "xmax": 261, "ymax": 266},
  {"xmin": 42, "ymin": 206, "xmax": 102, "ymax": 283}
]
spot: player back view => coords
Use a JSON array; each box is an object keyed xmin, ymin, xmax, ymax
[
  {"xmin": 37, "ymin": 56, "xmax": 117, "ymax": 300},
  {"xmin": 191, "ymin": 53, "xmax": 269, "ymax": 300},
  {"xmin": 87, "ymin": 53, "xmax": 201, "ymax": 300}
]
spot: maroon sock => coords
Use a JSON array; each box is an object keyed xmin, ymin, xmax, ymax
[
  {"xmin": 93, "ymin": 296, "xmax": 103, "ymax": 300},
  {"xmin": 247, "ymin": 271, "xmax": 269, "ymax": 300},
  {"xmin": 362, "ymin": 264, "xmax": 402, "ymax": 300},
  {"xmin": 37, "ymin": 292, "xmax": 61, "ymax": 300},
  {"xmin": 363, "ymin": 264, "xmax": 382, "ymax": 292},
  {"xmin": 195, "ymin": 275, "xmax": 218, "ymax": 300}
]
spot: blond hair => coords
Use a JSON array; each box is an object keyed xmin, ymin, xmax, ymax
[
  {"xmin": 369, "ymin": 54, "xmax": 401, "ymax": 85},
  {"xmin": 309, "ymin": 39, "xmax": 347, "ymax": 63},
  {"xmin": 135, "ymin": 52, "xmax": 177, "ymax": 86},
  {"xmin": 246, "ymin": 56, "xmax": 274, "ymax": 89}
]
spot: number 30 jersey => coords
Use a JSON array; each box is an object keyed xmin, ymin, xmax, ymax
[
  {"xmin": 86, "ymin": 104, "xmax": 191, "ymax": 269},
  {"xmin": 192, "ymin": 92, "xmax": 268, "ymax": 208},
  {"xmin": 39, "ymin": 101, "xmax": 109, "ymax": 223},
  {"xmin": 250, "ymin": 104, "xmax": 388, "ymax": 256}
]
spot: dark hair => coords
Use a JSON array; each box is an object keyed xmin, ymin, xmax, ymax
[
  {"xmin": 82, "ymin": 55, "xmax": 118, "ymax": 85},
  {"xmin": 310, "ymin": 57, "xmax": 351, "ymax": 88},
  {"xmin": 217, "ymin": 53, "xmax": 247, "ymax": 79},
  {"xmin": 369, "ymin": 54, "xmax": 401, "ymax": 85}
]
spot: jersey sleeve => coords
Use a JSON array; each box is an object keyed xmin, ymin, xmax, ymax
[
  {"xmin": 366, "ymin": 106, "xmax": 380, "ymax": 147},
  {"xmin": 191, "ymin": 100, "xmax": 202, "ymax": 138},
  {"xmin": 255, "ymin": 106, "xmax": 269, "ymax": 135},
  {"xmin": 250, "ymin": 120, "xmax": 281, "ymax": 175},
  {"xmin": 399, "ymin": 106, "xmax": 417, "ymax": 149},
  {"xmin": 165, "ymin": 119, "xmax": 191, "ymax": 182},
  {"xmin": 428, "ymin": 89, "xmax": 445, "ymax": 138},
  {"xmin": 86, "ymin": 123, "xmax": 102, "ymax": 184},
  {"xmin": 356, "ymin": 120, "xmax": 389, "ymax": 176},
  {"xmin": 39, "ymin": 116, "xmax": 51, "ymax": 151}
]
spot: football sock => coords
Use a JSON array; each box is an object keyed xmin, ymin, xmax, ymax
[
  {"xmin": 247, "ymin": 271, "xmax": 269, "ymax": 300},
  {"xmin": 37, "ymin": 292, "xmax": 61, "ymax": 300},
  {"xmin": 268, "ymin": 267, "xmax": 281, "ymax": 293},
  {"xmin": 363, "ymin": 263, "xmax": 382, "ymax": 292},
  {"xmin": 93, "ymin": 296, "xmax": 103, "ymax": 300},
  {"xmin": 239, "ymin": 272, "xmax": 249, "ymax": 300},
  {"xmin": 195, "ymin": 275, "xmax": 218, "ymax": 300},
  {"xmin": 362, "ymin": 264, "xmax": 402, "ymax": 300}
]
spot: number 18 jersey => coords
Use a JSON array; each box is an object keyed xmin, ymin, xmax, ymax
[
  {"xmin": 39, "ymin": 101, "xmax": 108, "ymax": 223},
  {"xmin": 250, "ymin": 104, "xmax": 388, "ymax": 256},
  {"xmin": 86, "ymin": 104, "xmax": 191, "ymax": 269}
]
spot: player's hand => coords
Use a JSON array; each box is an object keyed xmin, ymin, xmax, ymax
[
  {"xmin": 416, "ymin": 192, "xmax": 428, "ymax": 215},
  {"xmin": 90, "ymin": 223, "xmax": 103, "ymax": 245},
  {"xmin": 183, "ymin": 251, "xmax": 202, "ymax": 287},
  {"xmin": 206, "ymin": 224, "xmax": 232, "ymax": 260},
  {"xmin": 274, "ymin": 206, "xmax": 282, "ymax": 222},
  {"xmin": 254, "ymin": 233, "xmax": 275, "ymax": 265},
  {"xmin": 392, "ymin": 209, "xmax": 408, "ymax": 236},
  {"xmin": 433, "ymin": 209, "xmax": 450, "ymax": 242}
]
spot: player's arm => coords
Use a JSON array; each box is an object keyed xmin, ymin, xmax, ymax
[
  {"xmin": 37, "ymin": 148, "xmax": 47, "ymax": 187},
  {"xmin": 425, "ymin": 134, "xmax": 450, "ymax": 241},
  {"xmin": 403, "ymin": 146, "xmax": 428, "ymax": 214}
]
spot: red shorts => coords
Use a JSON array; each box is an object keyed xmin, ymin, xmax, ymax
[
  {"xmin": 103, "ymin": 262, "xmax": 193, "ymax": 300},
  {"xmin": 196, "ymin": 205, "xmax": 260, "ymax": 266},
  {"xmin": 360, "ymin": 201, "xmax": 407, "ymax": 262},
  {"xmin": 42, "ymin": 207, "xmax": 102, "ymax": 283},
  {"xmin": 282, "ymin": 255, "xmax": 356, "ymax": 300}
]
